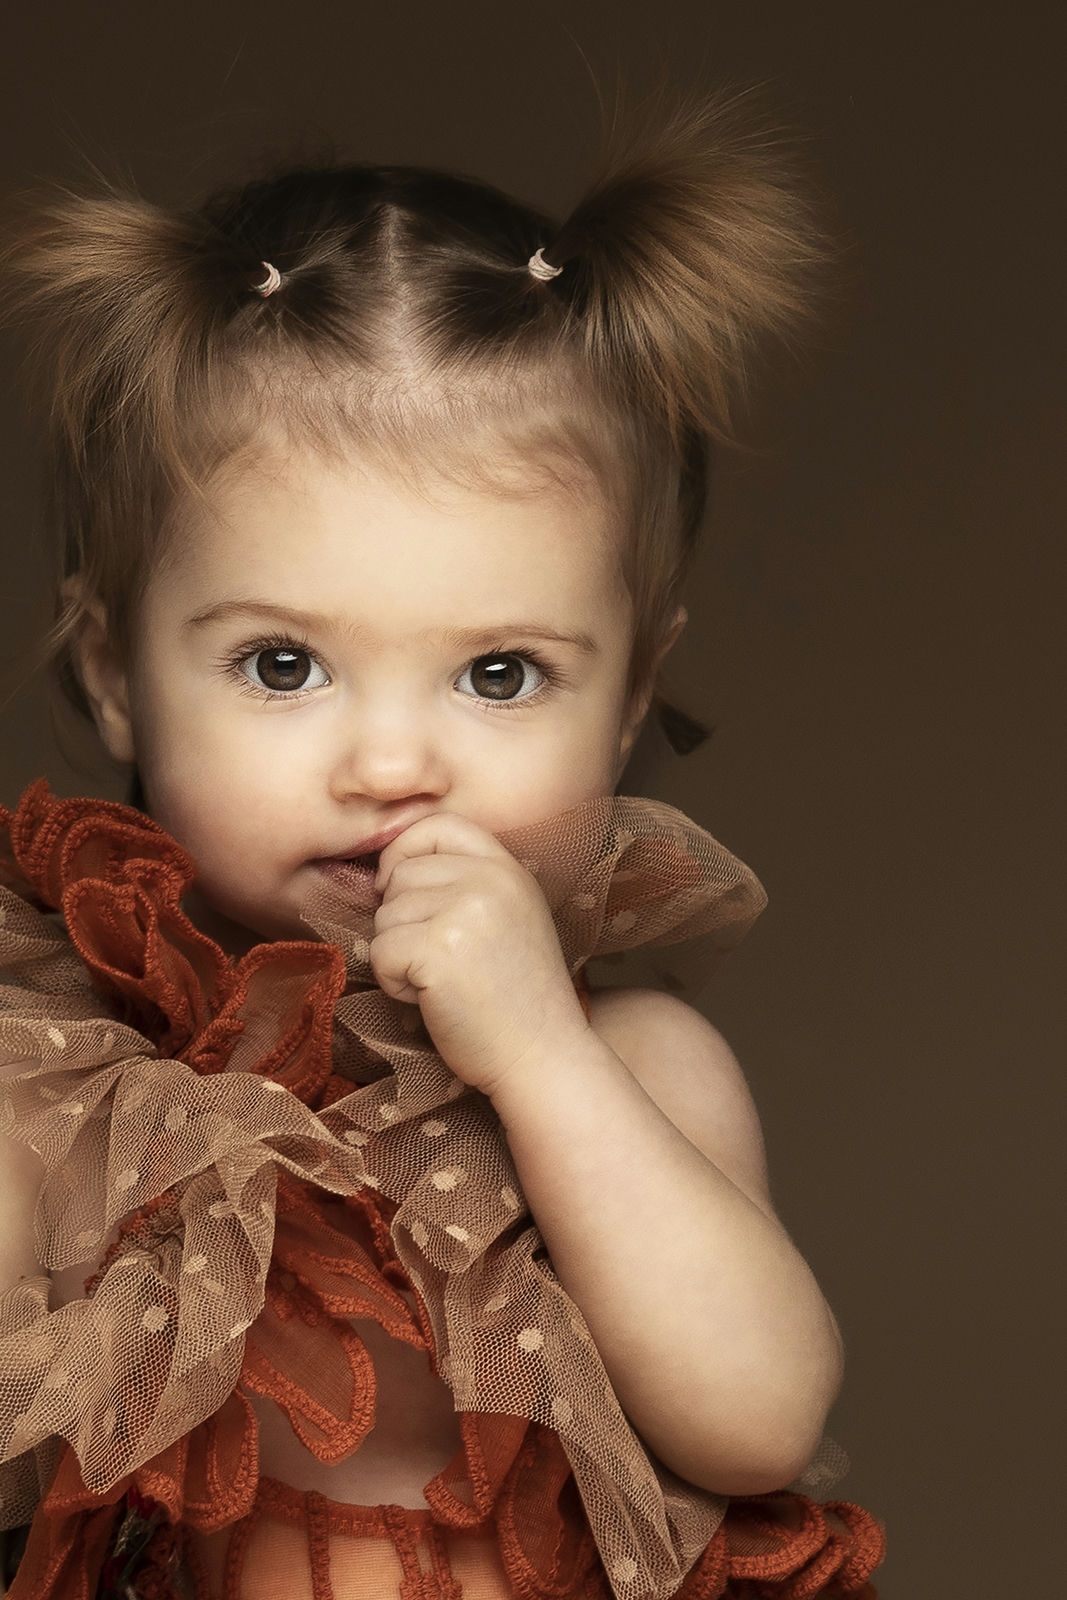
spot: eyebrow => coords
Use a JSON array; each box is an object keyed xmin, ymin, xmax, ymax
[{"xmin": 184, "ymin": 598, "xmax": 599, "ymax": 655}]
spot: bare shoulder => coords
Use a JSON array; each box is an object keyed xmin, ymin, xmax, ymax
[{"xmin": 587, "ymin": 986, "xmax": 774, "ymax": 1211}]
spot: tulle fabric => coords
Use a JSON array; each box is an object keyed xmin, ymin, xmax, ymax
[{"xmin": 0, "ymin": 782, "xmax": 884, "ymax": 1599}]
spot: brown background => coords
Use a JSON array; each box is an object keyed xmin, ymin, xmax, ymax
[{"xmin": 1, "ymin": 4, "xmax": 1063, "ymax": 1594}]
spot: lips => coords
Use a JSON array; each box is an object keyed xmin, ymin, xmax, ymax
[
  {"xmin": 309, "ymin": 820, "xmax": 415, "ymax": 903},
  {"xmin": 335, "ymin": 848, "xmax": 380, "ymax": 870},
  {"xmin": 312, "ymin": 820, "xmax": 412, "ymax": 870}
]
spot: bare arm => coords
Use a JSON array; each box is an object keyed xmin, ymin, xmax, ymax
[
  {"xmin": 370, "ymin": 817, "xmax": 843, "ymax": 1496},
  {"xmin": 490, "ymin": 987, "xmax": 843, "ymax": 1495}
]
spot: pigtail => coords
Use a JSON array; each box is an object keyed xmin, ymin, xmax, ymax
[
  {"xmin": 545, "ymin": 94, "xmax": 825, "ymax": 444},
  {"xmin": 536, "ymin": 96, "xmax": 824, "ymax": 754},
  {"xmin": 0, "ymin": 185, "xmax": 272, "ymax": 715},
  {"xmin": 1, "ymin": 188, "xmax": 257, "ymax": 505}
]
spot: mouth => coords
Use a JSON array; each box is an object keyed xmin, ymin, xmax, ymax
[
  {"xmin": 314, "ymin": 847, "xmax": 380, "ymax": 876},
  {"xmin": 309, "ymin": 819, "xmax": 417, "ymax": 901}
]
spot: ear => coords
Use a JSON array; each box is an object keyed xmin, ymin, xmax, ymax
[
  {"xmin": 616, "ymin": 605, "xmax": 688, "ymax": 774},
  {"xmin": 64, "ymin": 581, "xmax": 137, "ymax": 765}
]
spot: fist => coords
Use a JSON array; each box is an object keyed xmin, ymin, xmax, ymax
[{"xmin": 370, "ymin": 814, "xmax": 590, "ymax": 1098}]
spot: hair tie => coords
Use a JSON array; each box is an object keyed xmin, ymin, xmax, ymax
[
  {"xmin": 527, "ymin": 247, "xmax": 562, "ymax": 282},
  {"xmin": 252, "ymin": 261, "xmax": 283, "ymax": 297}
]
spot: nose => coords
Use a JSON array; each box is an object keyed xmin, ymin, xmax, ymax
[{"xmin": 327, "ymin": 696, "xmax": 451, "ymax": 805}]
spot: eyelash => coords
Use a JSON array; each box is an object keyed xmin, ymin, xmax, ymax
[
  {"xmin": 218, "ymin": 633, "xmax": 567, "ymax": 709},
  {"xmin": 218, "ymin": 633, "xmax": 320, "ymax": 702}
]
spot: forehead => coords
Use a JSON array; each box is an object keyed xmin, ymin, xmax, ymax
[{"xmin": 157, "ymin": 441, "xmax": 630, "ymax": 635}]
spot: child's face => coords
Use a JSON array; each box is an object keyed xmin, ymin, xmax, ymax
[{"xmin": 102, "ymin": 446, "xmax": 650, "ymax": 947}]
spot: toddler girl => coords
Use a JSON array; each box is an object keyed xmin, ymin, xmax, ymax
[{"xmin": 0, "ymin": 102, "xmax": 884, "ymax": 1599}]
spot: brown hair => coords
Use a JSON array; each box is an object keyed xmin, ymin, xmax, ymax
[{"xmin": 2, "ymin": 96, "xmax": 824, "ymax": 757}]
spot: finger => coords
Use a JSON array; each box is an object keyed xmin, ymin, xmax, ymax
[
  {"xmin": 369, "ymin": 922, "xmax": 427, "ymax": 1004},
  {"xmin": 377, "ymin": 813, "xmax": 508, "ymax": 887},
  {"xmin": 373, "ymin": 886, "xmax": 453, "ymax": 935},
  {"xmin": 376, "ymin": 851, "xmax": 469, "ymax": 900}
]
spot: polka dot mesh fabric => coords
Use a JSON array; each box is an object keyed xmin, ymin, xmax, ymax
[{"xmin": 0, "ymin": 782, "xmax": 884, "ymax": 1599}]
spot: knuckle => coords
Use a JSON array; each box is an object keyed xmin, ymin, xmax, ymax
[{"xmin": 431, "ymin": 919, "xmax": 468, "ymax": 960}]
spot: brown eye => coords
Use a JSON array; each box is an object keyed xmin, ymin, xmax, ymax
[
  {"xmin": 462, "ymin": 654, "xmax": 543, "ymax": 701},
  {"xmin": 241, "ymin": 646, "xmax": 328, "ymax": 694}
]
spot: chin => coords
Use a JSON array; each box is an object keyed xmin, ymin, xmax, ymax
[{"xmin": 185, "ymin": 885, "xmax": 308, "ymax": 954}]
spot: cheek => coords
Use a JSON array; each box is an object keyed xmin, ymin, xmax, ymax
[
  {"xmin": 520, "ymin": 719, "xmax": 625, "ymax": 808},
  {"xmin": 130, "ymin": 692, "xmax": 285, "ymax": 850}
]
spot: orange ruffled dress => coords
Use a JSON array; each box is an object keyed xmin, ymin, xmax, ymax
[{"xmin": 0, "ymin": 783, "xmax": 884, "ymax": 1600}]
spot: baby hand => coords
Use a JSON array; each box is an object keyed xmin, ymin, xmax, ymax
[{"xmin": 370, "ymin": 814, "xmax": 590, "ymax": 1098}]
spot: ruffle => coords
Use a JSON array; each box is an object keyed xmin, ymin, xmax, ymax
[
  {"xmin": 10, "ymin": 1468, "xmax": 884, "ymax": 1600},
  {"xmin": 5, "ymin": 1174, "xmax": 611, "ymax": 1598},
  {"xmin": 0, "ymin": 781, "xmax": 881, "ymax": 1598},
  {"xmin": 0, "ymin": 1278, "xmax": 62, "ymax": 1527}
]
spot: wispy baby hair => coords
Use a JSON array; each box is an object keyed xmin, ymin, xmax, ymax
[{"xmin": 2, "ymin": 94, "xmax": 824, "ymax": 753}]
